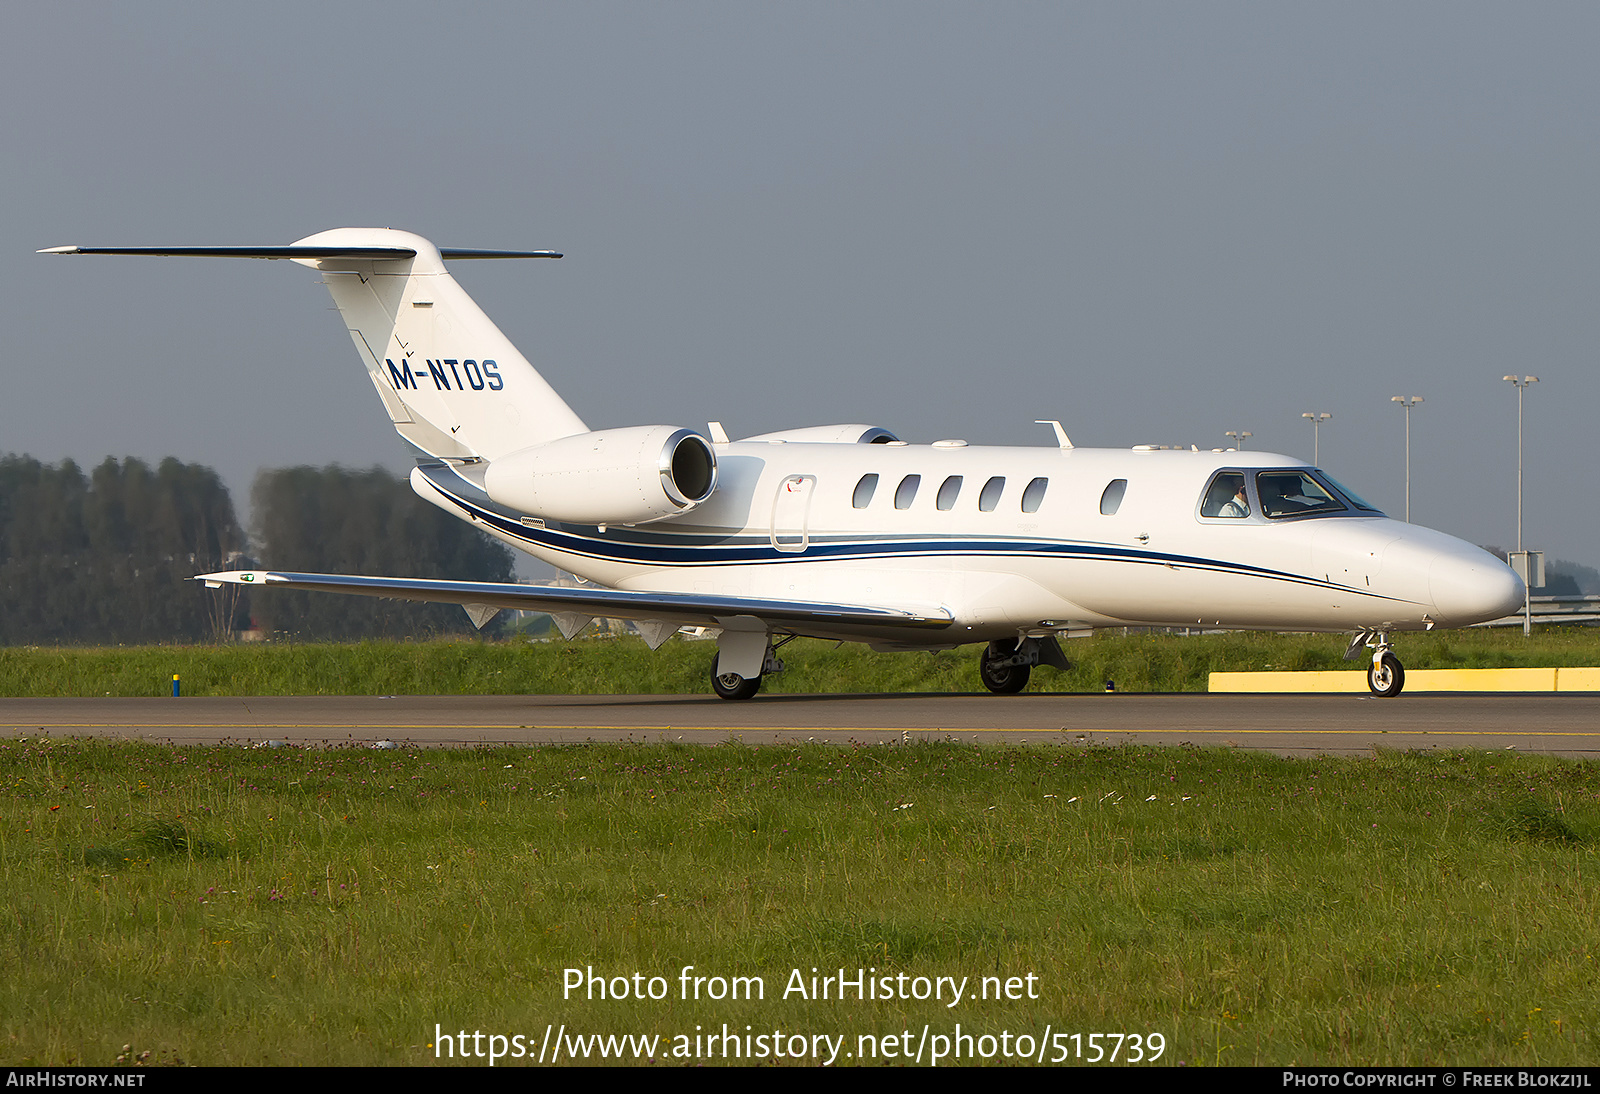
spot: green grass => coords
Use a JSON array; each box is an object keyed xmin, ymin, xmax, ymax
[
  {"xmin": 4, "ymin": 626, "xmax": 1600, "ymax": 698},
  {"xmin": 2, "ymin": 738, "xmax": 1597, "ymax": 1065}
]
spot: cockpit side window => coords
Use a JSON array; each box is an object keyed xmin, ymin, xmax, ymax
[
  {"xmin": 1255, "ymin": 471, "xmax": 1346, "ymax": 518},
  {"xmin": 1200, "ymin": 472, "xmax": 1250, "ymax": 518}
]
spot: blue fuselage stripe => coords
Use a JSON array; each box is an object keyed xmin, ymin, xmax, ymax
[{"xmin": 419, "ymin": 468, "xmax": 1404, "ymax": 603}]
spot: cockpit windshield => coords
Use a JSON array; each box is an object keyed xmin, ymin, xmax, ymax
[
  {"xmin": 1254, "ymin": 469, "xmax": 1389, "ymax": 519},
  {"xmin": 1314, "ymin": 472, "xmax": 1384, "ymax": 514},
  {"xmin": 1255, "ymin": 471, "xmax": 1344, "ymax": 518},
  {"xmin": 1198, "ymin": 468, "xmax": 1387, "ymax": 522}
]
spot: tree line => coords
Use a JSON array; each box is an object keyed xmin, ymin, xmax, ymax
[{"xmin": 0, "ymin": 455, "xmax": 514, "ymax": 644}]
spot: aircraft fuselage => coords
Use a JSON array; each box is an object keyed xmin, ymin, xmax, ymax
[{"xmin": 414, "ymin": 441, "xmax": 1522, "ymax": 647}]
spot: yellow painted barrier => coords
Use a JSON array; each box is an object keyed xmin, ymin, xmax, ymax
[
  {"xmin": 1407, "ymin": 668, "xmax": 1556, "ymax": 692},
  {"xmin": 1556, "ymin": 667, "xmax": 1600, "ymax": 691},
  {"xmin": 1209, "ymin": 667, "xmax": 1597, "ymax": 693},
  {"xmin": 1208, "ymin": 671, "xmax": 1367, "ymax": 693}
]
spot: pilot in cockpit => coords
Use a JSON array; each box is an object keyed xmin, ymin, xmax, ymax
[{"xmin": 1201, "ymin": 473, "xmax": 1250, "ymax": 518}]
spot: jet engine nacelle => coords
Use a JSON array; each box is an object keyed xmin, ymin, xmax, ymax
[{"xmin": 483, "ymin": 426, "xmax": 717, "ymax": 524}]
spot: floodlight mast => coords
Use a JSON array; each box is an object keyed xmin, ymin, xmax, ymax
[
  {"xmin": 1503, "ymin": 375, "xmax": 1538, "ymax": 635},
  {"xmin": 1390, "ymin": 396, "xmax": 1423, "ymax": 522},
  {"xmin": 1300, "ymin": 412, "xmax": 1331, "ymax": 465}
]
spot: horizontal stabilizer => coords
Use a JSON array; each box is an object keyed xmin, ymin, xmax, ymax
[
  {"xmin": 40, "ymin": 245, "xmax": 562, "ymax": 261},
  {"xmin": 197, "ymin": 570, "xmax": 953, "ymax": 632},
  {"xmin": 438, "ymin": 248, "xmax": 563, "ymax": 259},
  {"xmin": 40, "ymin": 245, "xmax": 419, "ymax": 260}
]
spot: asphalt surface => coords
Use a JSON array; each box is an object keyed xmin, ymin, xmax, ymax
[{"xmin": 4, "ymin": 692, "xmax": 1600, "ymax": 756}]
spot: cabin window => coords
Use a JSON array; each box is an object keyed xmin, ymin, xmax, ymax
[
  {"xmin": 852, "ymin": 473, "xmax": 879, "ymax": 509},
  {"xmin": 1099, "ymin": 479, "xmax": 1127, "ymax": 515},
  {"xmin": 894, "ymin": 474, "xmax": 921, "ymax": 510},
  {"xmin": 936, "ymin": 475, "xmax": 963, "ymax": 511},
  {"xmin": 978, "ymin": 476, "xmax": 1005, "ymax": 512},
  {"xmin": 1255, "ymin": 471, "xmax": 1346, "ymax": 519},
  {"xmin": 1021, "ymin": 477, "xmax": 1048, "ymax": 513},
  {"xmin": 1200, "ymin": 472, "xmax": 1250, "ymax": 518}
]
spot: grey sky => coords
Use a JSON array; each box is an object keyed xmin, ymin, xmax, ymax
[{"xmin": 5, "ymin": 3, "xmax": 1597, "ymax": 567}]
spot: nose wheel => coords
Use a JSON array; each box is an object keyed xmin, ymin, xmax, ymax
[
  {"xmin": 1348, "ymin": 630, "xmax": 1406, "ymax": 698},
  {"xmin": 1367, "ymin": 651, "xmax": 1405, "ymax": 697}
]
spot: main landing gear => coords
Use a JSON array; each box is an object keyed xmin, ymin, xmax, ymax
[
  {"xmin": 980, "ymin": 638, "xmax": 1032, "ymax": 694},
  {"xmin": 1347, "ymin": 630, "xmax": 1405, "ymax": 698},
  {"xmin": 709, "ymin": 636, "xmax": 792, "ymax": 700},
  {"xmin": 978, "ymin": 636, "xmax": 1072, "ymax": 695},
  {"xmin": 710, "ymin": 667, "xmax": 762, "ymax": 700}
]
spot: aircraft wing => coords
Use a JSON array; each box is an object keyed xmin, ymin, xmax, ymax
[{"xmin": 197, "ymin": 570, "xmax": 954, "ymax": 637}]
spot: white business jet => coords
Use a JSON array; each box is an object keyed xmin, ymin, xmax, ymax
[{"xmin": 42, "ymin": 229, "xmax": 1523, "ymax": 698}]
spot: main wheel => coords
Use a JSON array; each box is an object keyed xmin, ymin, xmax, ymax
[
  {"xmin": 1367, "ymin": 652, "xmax": 1405, "ymax": 698},
  {"xmin": 979, "ymin": 641, "xmax": 1031, "ymax": 694},
  {"xmin": 711, "ymin": 666, "xmax": 762, "ymax": 700}
]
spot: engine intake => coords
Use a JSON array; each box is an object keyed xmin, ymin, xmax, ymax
[{"xmin": 483, "ymin": 426, "xmax": 717, "ymax": 524}]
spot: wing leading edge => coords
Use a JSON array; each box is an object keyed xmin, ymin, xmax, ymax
[{"xmin": 198, "ymin": 570, "xmax": 954, "ymax": 638}]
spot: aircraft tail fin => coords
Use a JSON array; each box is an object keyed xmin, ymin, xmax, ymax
[{"xmin": 42, "ymin": 228, "xmax": 589, "ymax": 460}]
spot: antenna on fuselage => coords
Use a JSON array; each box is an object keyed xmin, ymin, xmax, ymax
[{"xmin": 1035, "ymin": 420, "xmax": 1073, "ymax": 449}]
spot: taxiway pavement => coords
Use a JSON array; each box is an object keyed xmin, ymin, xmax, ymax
[{"xmin": 4, "ymin": 692, "xmax": 1599, "ymax": 757}]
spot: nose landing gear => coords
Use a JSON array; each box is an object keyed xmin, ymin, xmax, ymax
[
  {"xmin": 1347, "ymin": 630, "xmax": 1406, "ymax": 697},
  {"xmin": 1367, "ymin": 651, "xmax": 1405, "ymax": 697}
]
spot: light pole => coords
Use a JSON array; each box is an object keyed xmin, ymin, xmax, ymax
[
  {"xmin": 1301, "ymin": 412, "xmax": 1331, "ymax": 464},
  {"xmin": 1390, "ymin": 396, "xmax": 1422, "ymax": 521},
  {"xmin": 1225, "ymin": 430, "xmax": 1251, "ymax": 451},
  {"xmin": 1502, "ymin": 376, "xmax": 1538, "ymax": 553},
  {"xmin": 1503, "ymin": 375, "xmax": 1539, "ymax": 635}
]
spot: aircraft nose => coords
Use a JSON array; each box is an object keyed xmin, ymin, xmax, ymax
[{"xmin": 1429, "ymin": 549, "xmax": 1525, "ymax": 627}]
